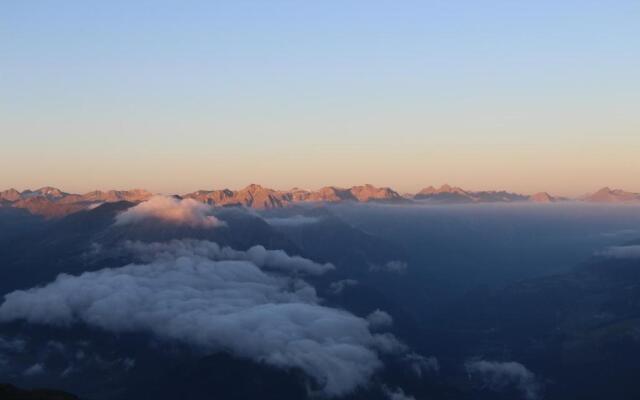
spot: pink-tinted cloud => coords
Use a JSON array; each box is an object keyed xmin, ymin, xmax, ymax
[{"xmin": 114, "ymin": 196, "xmax": 225, "ymax": 228}]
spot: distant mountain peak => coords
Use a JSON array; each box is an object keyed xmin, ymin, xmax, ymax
[
  {"xmin": 0, "ymin": 189, "xmax": 22, "ymax": 204},
  {"xmin": 36, "ymin": 186, "xmax": 66, "ymax": 195},
  {"xmin": 243, "ymin": 183, "xmax": 267, "ymax": 191},
  {"xmin": 349, "ymin": 184, "xmax": 402, "ymax": 202},
  {"xmin": 585, "ymin": 187, "xmax": 640, "ymax": 203},
  {"xmin": 17, "ymin": 186, "xmax": 68, "ymax": 200},
  {"xmin": 418, "ymin": 185, "xmax": 437, "ymax": 194},
  {"xmin": 530, "ymin": 192, "xmax": 557, "ymax": 203},
  {"xmin": 415, "ymin": 185, "xmax": 528, "ymax": 203}
]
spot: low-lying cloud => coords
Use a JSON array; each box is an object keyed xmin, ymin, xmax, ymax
[
  {"xmin": 370, "ymin": 260, "xmax": 408, "ymax": 274},
  {"xmin": 366, "ymin": 309, "xmax": 394, "ymax": 329},
  {"xmin": 329, "ymin": 279, "xmax": 359, "ymax": 294},
  {"xmin": 598, "ymin": 245, "xmax": 640, "ymax": 259},
  {"xmin": 264, "ymin": 215, "xmax": 321, "ymax": 227},
  {"xmin": 382, "ymin": 385, "xmax": 416, "ymax": 400},
  {"xmin": 0, "ymin": 239, "xmax": 397, "ymax": 396},
  {"xmin": 125, "ymin": 239, "xmax": 334, "ymax": 276},
  {"xmin": 465, "ymin": 359, "xmax": 541, "ymax": 400},
  {"xmin": 4, "ymin": 337, "xmax": 135, "ymax": 380},
  {"xmin": 0, "ymin": 336, "xmax": 26, "ymax": 353},
  {"xmin": 404, "ymin": 353, "xmax": 439, "ymax": 377},
  {"xmin": 114, "ymin": 196, "xmax": 226, "ymax": 228},
  {"xmin": 23, "ymin": 363, "xmax": 44, "ymax": 376}
]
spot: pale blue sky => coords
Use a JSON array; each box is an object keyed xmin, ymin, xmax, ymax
[{"xmin": 1, "ymin": 1, "xmax": 639, "ymax": 195}]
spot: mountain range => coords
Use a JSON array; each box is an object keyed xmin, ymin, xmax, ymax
[{"xmin": 0, "ymin": 184, "xmax": 638, "ymax": 217}]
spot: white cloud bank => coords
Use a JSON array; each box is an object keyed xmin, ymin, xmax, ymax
[
  {"xmin": 114, "ymin": 196, "xmax": 226, "ymax": 228},
  {"xmin": 0, "ymin": 240, "xmax": 398, "ymax": 396},
  {"xmin": 465, "ymin": 359, "xmax": 541, "ymax": 400}
]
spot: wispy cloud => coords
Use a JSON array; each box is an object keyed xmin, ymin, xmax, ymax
[
  {"xmin": 125, "ymin": 239, "xmax": 334, "ymax": 276},
  {"xmin": 382, "ymin": 385, "xmax": 416, "ymax": 400},
  {"xmin": 366, "ymin": 309, "xmax": 394, "ymax": 329},
  {"xmin": 23, "ymin": 363, "xmax": 44, "ymax": 376},
  {"xmin": 370, "ymin": 260, "xmax": 408, "ymax": 274},
  {"xmin": 403, "ymin": 353, "xmax": 439, "ymax": 378},
  {"xmin": 465, "ymin": 359, "xmax": 541, "ymax": 400},
  {"xmin": 598, "ymin": 245, "xmax": 640, "ymax": 259},
  {"xmin": 0, "ymin": 336, "xmax": 26, "ymax": 353},
  {"xmin": 264, "ymin": 215, "xmax": 321, "ymax": 227},
  {"xmin": 329, "ymin": 279, "xmax": 359, "ymax": 294}
]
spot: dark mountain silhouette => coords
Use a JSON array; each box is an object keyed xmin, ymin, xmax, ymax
[{"xmin": 0, "ymin": 384, "xmax": 79, "ymax": 400}]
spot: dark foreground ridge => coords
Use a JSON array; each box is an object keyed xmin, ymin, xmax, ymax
[{"xmin": 0, "ymin": 384, "xmax": 79, "ymax": 400}]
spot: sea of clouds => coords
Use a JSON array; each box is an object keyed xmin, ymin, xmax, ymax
[{"xmin": 0, "ymin": 238, "xmax": 402, "ymax": 396}]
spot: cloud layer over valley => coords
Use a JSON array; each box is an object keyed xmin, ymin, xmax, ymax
[{"xmin": 0, "ymin": 239, "xmax": 399, "ymax": 396}]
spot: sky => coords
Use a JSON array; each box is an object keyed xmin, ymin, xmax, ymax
[{"xmin": 1, "ymin": 1, "xmax": 639, "ymax": 196}]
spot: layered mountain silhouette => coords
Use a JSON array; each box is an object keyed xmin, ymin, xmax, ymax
[{"xmin": 1, "ymin": 184, "xmax": 637, "ymax": 218}]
